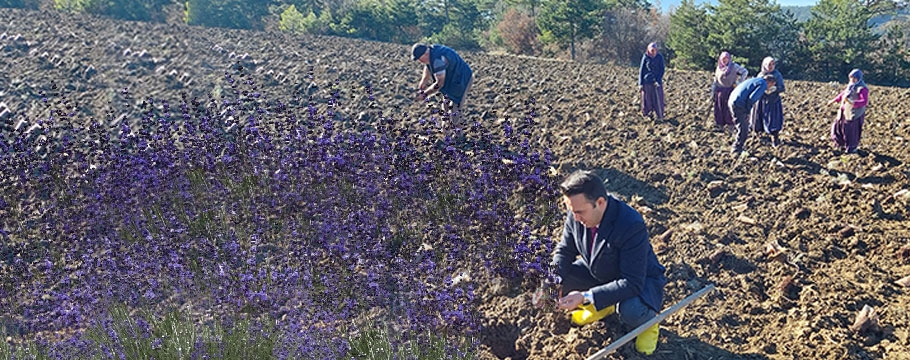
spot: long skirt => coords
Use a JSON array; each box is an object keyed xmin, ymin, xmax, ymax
[
  {"xmin": 641, "ymin": 83, "xmax": 665, "ymax": 119},
  {"xmin": 713, "ymin": 86, "xmax": 734, "ymax": 126},
  {"xmin": 831, "ymin": 113, "xmax": 864, "ymax": 152},
  {"xmin": 751, "ymin": 95, "xmax": 784, "ymax": 134}
]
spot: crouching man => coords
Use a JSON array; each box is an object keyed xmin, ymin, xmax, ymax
[{"xmin": 540, "ymin": 170, "xmax": 667, "ymax": 355}]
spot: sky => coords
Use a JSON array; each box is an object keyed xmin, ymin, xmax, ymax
[{"xmin": 657, "ymin": 0, "xmax": 819, "ymax": 13}]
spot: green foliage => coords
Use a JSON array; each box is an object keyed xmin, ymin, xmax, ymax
[
  {"xmin": 0, "ymin": 0, "xmax": 39, "ymax": 9},
  {"xmin": 537, "ymin": 0, "xmax": 606, "ymax": 59},
  {"xmin": 704, "ymin": 0, "xmax": 802, "ymax": 72},
  {"xmin": 347, "ymin": 322, "xmax": 475, "ymax": 360},
  {"xmin": 72, "ymin": 0, "xmax": 173, "ymax": 21},
  {"xmin": 667, "ymin": 0, "xmax": 710, "ymax": 69},
  {"xmin": 185, "ymin": 0, "xmax": 270, "ymax": 30},
  {"xmin": 802, "ymin": 0, "xmax": 878, "ymax": 80},
  {"xmin": 866, "ymin": 17, "xmax": 910, "ymax": 85},
  {"xmin": 54, "ymin": 0, "xmax": 92, "ymax": 12},
  {"xmin": 428, "ymin": 22, "xmax": 479, "ymax": 49},
  {"xmin": 279, "ymin": 4, "xmax": 306, "ymax": 33},
  {"xmin": 85, "ymin": 305, "xmax": 278, "ymax": 359},
  {"xmin": 426, "ymin": 0, "xmax": 496, "ymax": 49},
  {"xmin": 505, "ymin": 0, "xmax": 542, "ymax": 15},
  {"xmin": 385, "ymin": 0, "xmax": 421, "ymax": 43},
  {"xmin": 332, "ymin": 0, "xmax": 392, "ymax": 41},
  {"xmin": 494, "ymin": 7, "xmax": 541, "ymax": 55}
]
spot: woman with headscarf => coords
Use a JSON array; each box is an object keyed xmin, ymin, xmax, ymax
[
  {"xmin": 711, "ymin": 51, "xmax": 748, "ymax": 133},
  {"xmin": 750, "ymin": 56, "xmax": 786, "ymax": 147},
  {"xmin": 638, "ymin": 42, "xmax": 665, "ymax": 120},
  {"xmin": 827, "ymin": 69, "xmax": 868, "ymax": 154}
]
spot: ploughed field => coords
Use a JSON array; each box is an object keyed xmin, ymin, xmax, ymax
[{"xmin": 1, "ymin": 8, "xmax": 909, "ymax": 360}]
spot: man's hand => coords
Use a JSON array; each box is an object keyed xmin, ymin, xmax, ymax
[
  {"xmin": 415, "ymin": 90, "xmax": 425, "ymax": 101},
  {"xmin": 557, "ymin": 291, "xmax": 585, "ymax": 310}
]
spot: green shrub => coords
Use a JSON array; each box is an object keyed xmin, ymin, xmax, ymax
[
  {"xmin": 54, "ymin": 0, "xmax": 92, "ymax": 12},
  {"xmin": 278, "ymin": 4, "xmax": 332, "ymax": 35},
  {"xmin": 427, "ymin": 23, "xmax": 481, "ymax": 50},
  {"xmin": 278, "ymin": 4, "xmax": 306, "ymax": 33}
]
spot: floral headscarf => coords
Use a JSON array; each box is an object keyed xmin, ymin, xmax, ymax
[
  {"xmin": 761, "ymin": 57, "xmax": 775, "ymax": 74},
  {"xmin": 717, "ymin": 52, "xmax": 732, "ymax": 76},
  {"xmin": 846, "ymin": 68, "xmax": 867, "ymax": 99}
]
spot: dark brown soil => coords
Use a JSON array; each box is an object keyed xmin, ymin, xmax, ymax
[{"xmin": 2, "ymin": 8, "xmax": 909, "ymax": 360}]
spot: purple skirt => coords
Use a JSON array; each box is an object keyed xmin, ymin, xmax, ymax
[
  {"xmin": 831, "ymin": 112, "xmax": 864, "ymax": 152},
  {"xmin": 713, "ymin": 86, "xmax": 734, "ymax": 126},
  {"xmin": 641, "ymin": 83, "xmax": 665, "ymax": 119}
]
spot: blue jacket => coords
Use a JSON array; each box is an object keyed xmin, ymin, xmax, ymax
[
  {"xmin": 639, "ymin": 53, "xmax": 665, "ymax": 86},
  {"xmin": 426, "ymin": 44, "xmax": 473, "ymax": 106},
  {"xmin": 552, "ymin": 195, "xmax": 667, "ymax": 312},
  {"xmin": 729, "ymin": 77, "xmax": 768, "ymax": 109}
]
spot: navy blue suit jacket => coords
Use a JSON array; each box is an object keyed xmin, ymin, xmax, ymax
[{"xmin": 552, "ymin": 195, "xmax": 667, "ymax": 312}]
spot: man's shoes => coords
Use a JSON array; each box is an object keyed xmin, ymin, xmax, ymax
[
  {"xmin": 570, "ymin": 303, "xmax": 615, "ymax": 326},
  {"xmin": 731, "ymin": 146, "xmax": 743, "ymax": 155},
  {"xmin": 771, "ymin": 135, "xmax": 781, "ymax": 148},
  {"xmin": 635, "ymin": 323, "xmax": 660, "ymax": 355}
]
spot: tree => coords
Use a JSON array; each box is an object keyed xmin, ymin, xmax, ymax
[
  {"xmin": 537, "ymin": 0, "xmax": 606, "ymax": 59},
  {"xmin": 865, "ymin": 16, "xmax": 910, "ymax": 85},
  {"xmin": 495, "ymin": 7, "xmax": 541, "ymax": 55},
  {"xmin": 802, "ymin": 0, "xmax": 878, "ymax": 80},
  {"xmin": 386, "ymin": 0, "xmax": 420, "ymax": 43},
  {"xmin": 596, "ymin": 6, "xmax": 659, "ymax": 65},
  {"xmin": 506, "ymin": 0, "xmax": 542, "ymax": 15},
  {"xmin": 427, "ymin": 0, "xmax": 495, "ymax": 49},
  {"xmin": 704, "ymin": 0, "xmax": 802, "ymax": 72},
  {"xmin": 185, "ymin": 0, "xmax": 270, "ymax": 29},
  {"xmin": 667, "ymin": 0, "xmax": 709, "ymax": 69},
  {"xmin": 334, "ymin": 0, "xmax": 395, "ymax": 41}
]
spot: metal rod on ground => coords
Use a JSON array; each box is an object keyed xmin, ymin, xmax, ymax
[{"xmin": 585, "ymin": 284, "xmax": 716, "ymax": 360}]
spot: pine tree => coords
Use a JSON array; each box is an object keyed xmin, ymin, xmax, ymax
[
  {"xmin": 802, "ymin": 0, "xmax": 879, "ymax": 80},
  {"xmin": 537, "ymin": 0, "xmax": 606, "ymax": 60},
  {"xmin": 667, "ymin": 0, "xmax": 709, "ymax": 69}
]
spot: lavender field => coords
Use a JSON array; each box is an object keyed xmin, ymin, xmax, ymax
[
  {"xmin": 0, "ymin": 7, "xmax": 567, "ymax": 359},
  {"xmin": 3, "ymin": 7, "xmax": 910, "ymax": 360}
]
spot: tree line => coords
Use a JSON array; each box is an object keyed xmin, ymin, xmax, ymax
[{"xmin": 2, "ymin": 0, "xmax": 909, "ymax": 85}]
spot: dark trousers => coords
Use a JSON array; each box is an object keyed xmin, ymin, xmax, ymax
[
  {"xmin": 731, "ymin": 104, "xmax": 751, "ymax": 151},
  {"xmin": 560, "ymin": 259, "xmax": 656, "ymax": 328}
]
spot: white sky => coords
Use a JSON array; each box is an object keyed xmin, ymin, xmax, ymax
[{"xmin": 659, "ymin": 0, "xmax": 818, "ymax": 13}]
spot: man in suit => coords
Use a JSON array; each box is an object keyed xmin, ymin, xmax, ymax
[{"xmin": 548, "ymin": 170, "xmax": 667, "ymax": 355}]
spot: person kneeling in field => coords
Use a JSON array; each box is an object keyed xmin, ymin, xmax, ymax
[{"xmin": 537, "ymin": 170, "xmax": 667, "ymax": 355}]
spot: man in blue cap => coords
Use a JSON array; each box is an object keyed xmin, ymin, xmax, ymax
[
  {"xmin": 728, "ymin": 74, "xmax": 777, "ymax": 154},
  {"xmin": 411, "ymin": 43, "xmax": 474, "ymax": 126}
]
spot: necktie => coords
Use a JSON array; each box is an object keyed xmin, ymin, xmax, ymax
[{"xmin": 590, "ymin": 227, "xmax": 598, "ymax": 258}]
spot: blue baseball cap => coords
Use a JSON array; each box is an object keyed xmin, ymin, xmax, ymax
[{"xmin": 411, "ymin": 43, "xmax": 428, "ymax": 61}]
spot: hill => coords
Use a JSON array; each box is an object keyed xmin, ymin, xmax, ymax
[{"xmin": 1, "ymin": 8, "xmax": 909, "ymax": 359}]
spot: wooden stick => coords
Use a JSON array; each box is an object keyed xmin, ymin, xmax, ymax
[{"xmin": 585, "ymin": 284, "xmax": 716, "ymax": 360}]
